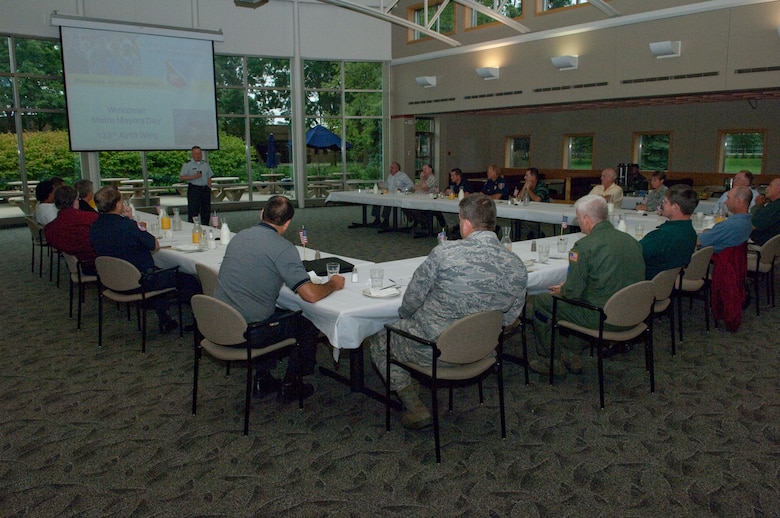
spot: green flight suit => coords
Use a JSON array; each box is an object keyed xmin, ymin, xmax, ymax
[{"xmin": 532, "ymin": 221, "xmax": 646, "ymax": 356}]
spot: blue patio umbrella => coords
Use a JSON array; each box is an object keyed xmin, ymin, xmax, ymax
[
  {"xmin": 305, "ymin": 125, "xmax": 352, "ymax": 151},
  {"xmin": 266, "ymin": 133, "xmax": 278, "ymax": 168}
]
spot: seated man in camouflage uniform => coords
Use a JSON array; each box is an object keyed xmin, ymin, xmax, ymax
[{"xmin": 370, "ymin": 193, "xmax": 527, "ymax": 429}]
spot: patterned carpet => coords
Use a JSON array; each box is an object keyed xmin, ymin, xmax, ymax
[{"xmin": 1, "ymin": 204, "xmax": 778, "ymax": 516}]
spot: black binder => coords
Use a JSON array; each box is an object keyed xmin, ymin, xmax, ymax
[{"xmin": 302, "ymin": 257, "xmax": 354, "ymax": 276}]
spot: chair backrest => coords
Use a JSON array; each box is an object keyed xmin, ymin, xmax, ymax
[
  {"xmin": 757, "ymin": 234, "xmax": 780, "ymax": 267},
  {"xmin": 683, "ymin": 246, "xmax": 714, "ymax": 281},
  {"xmin": 436, "ymin": 310, "xmax": 503, "ymax": 364},
  {"xmin": 196, "ymin": 263, "xmax": 219, "ymax": 297},
  {"xmin": 191, "ymin": 294, "xmax": 248, "ymax": 346},
  {"xmin": 651, "ymin": 267, "xmax": 681, "ymax": 302},
  {"xmin": 95, "ymin": 256, "xmax": 142, "ymax": 292},
  {"xmin": 25, "ymin": 216, "xmax": 43, "ymax": 243},
  {"xmin": 62, "ymin": 252, "xmax": 80, "ymax": 276},
  {"xmin": 604, "ymin": 280, "xmax": 655, "ymax": 327}
]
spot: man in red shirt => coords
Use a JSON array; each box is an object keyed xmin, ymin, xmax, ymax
[{"xmin": 44, "ymin": 185, "xmax": 99, "ymax": 274}]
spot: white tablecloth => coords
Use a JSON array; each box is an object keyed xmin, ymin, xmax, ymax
[{"xmin": 138, "ymin": 211, "xmax": 582, "ymax": 355}]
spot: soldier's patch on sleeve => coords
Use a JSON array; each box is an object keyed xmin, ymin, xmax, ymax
[{"xmin": 569, "ymin": 251, "xmax": 578, "ymax": 262}]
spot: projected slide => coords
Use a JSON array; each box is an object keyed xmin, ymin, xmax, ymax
[{"xmin": 61, "ymin": 26, "xmax": 218, "ymax": 151}]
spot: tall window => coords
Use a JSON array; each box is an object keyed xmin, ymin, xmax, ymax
[
  {"xmin": 564, "ymin": 135, "xmax": 593, "ymax": 170},
  {"xmin": 0, "ymin": 36, "xmax": 75, "ymax": 218},
  {"xmin": 409, "ymin": 1, "xmax": 456, "ymax": 41},
  {"xmin": 718, "ymin": 130, "xmax": 765, "ymax": 173},
  {"xmin": 304, "ymin": 60, "xmax": 384, "ymax": 193},
  {"xmin": 467, "ymin": 0, "xmax": 522, "ymax": 29},
  {"xmin": 634, "ymin": 132, "xmax": 670, "ymax": 172},
  {"xmin": 506, "ymin": 136, "xmax": 531, "ymax": 168},
  {"xmin": 542, "ymin": 0, "xmax": 589, "ymax": 12}
]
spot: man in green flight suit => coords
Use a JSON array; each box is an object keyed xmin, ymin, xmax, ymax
[{"xmin": 529, "ymin": 194, "xmax": 645, "ymax": 377}]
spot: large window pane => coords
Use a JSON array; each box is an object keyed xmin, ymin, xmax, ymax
[
  {"xmin": 543, "ymin": 0, "xmax": 589, "ymax": 12},
  {"xmin": 635, "ymin": 132, "xmax": 670, "ymax": 171},
  {"xmin": 345, "ymin": 118, "xmax": 382, "ymax": 181},
  {"xmin": 719, "ymin": 130, "xmax": 765, "ymax": 173},
  {"xmin": 17, "ymin": 77, "xmax": 64, "ymax": 110},
  {"xmin": 15, "ymin": 39, "xmax": 62, "ymax": 75},
  {"xmin": 469, "ymin": 0, "xmax": 522, "ymax": 28},
  {"xmin": 304, "ymin": 61, "xmax": 341, "ymax": 89},
  {"xmin": 344, "ymin": 62, "xmax": 381, "ymax": 90},
  {"xmin": 345, "ymin": 92, "xmax": 381, "ymax": 117},
  {"xmin": 0, "ymin": 37, "xmax": 9, "ymax": 73},
  {"xmin": 217, "ymin": 87, "xmax": 245, "ymax": 115},
  {"xmin": 507, "ymin": 136, "xmax": 530, "ymax": 168},
  {"xmin": 409, "ymin": 2, "xmax": 455, "ymax": 41},
  {"xmin": 306, "ymin": 90, "xmax": 341, "ymax": 118},
  {"xmin": 565, "ymin": 135, "xmax": 593, "ymax": 170},
  {"xmin": 214, "ymin": 55, "xmax": 244, "ymax": 87}
]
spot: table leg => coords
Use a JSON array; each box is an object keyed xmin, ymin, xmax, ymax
[
  {"xmin": 378, "ymin": 207, "xmax": 413, "ymax": 234},
  {"xmin": 348, "ymin": 204, "xmax": 371, "ymax": 228},
  {"xmin": 317, "ymin": 346, "xmax": 401, "ymax": 410}
]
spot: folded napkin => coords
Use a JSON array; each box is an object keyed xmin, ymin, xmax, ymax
[
  {"xmin": 369, "ymin": 287, "xmax": 400, "ymax": 297},
  {"xmin": 307, "ymin": 270, "xmax": 325, "ymax": 284}
]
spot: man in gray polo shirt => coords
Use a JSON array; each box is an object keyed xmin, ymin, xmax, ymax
[{"xmin": 215, "ymin": 196, "xmax": 345, "ymax": 402}]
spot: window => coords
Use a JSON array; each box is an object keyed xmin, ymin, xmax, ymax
[
  {"xmin": 467, "ymin": 0, "xmax": 522, "ymax": 29},
  {"xmin": 304, "ymin": 60, "xmax": 384, "ymax": 189},
  {"xmin": 718, "ymin": 130, "xmax": 765, "ymax": 173},
  {"xmin": 564, "ymin": 135, "xmax": 593, "ymax": 170},
  {"xmin": 409, "ymin": 1, "xmax": 456, "ymax": 41},
  {"xmin": 542, "ymin": 0, "xmax": 589, "ymax": 12},
  {"xmin": 506, "ymin": 136, "xmax": 530, "ymax": 168},
  {"xmin": 634, "ymin": 132, "xmax": 670, "ymax": 172}
]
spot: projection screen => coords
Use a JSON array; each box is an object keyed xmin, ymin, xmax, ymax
[{"xmin": 59, "ymin": 21, "xmax": 220, "ymax": 151}]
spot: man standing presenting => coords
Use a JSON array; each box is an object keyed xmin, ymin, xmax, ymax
[
  {"xmin": 370, "ymin": 161, "xmax": 413, "ymax": 228},
  {"xmin": 588, "ymin": 168, "xmax": 624, "ymax": 205},
  {"xmin": 750, "ymin": 178, "xmax": 780, "ymax": 246},
  {"xmin": 371, "ymin": 193, "xmax": 527, "ymax": 429},
  {"xmin": 640, "ymin": 184, "xmax": 698, "ymax": 280},
  {"xmin": 215, "ymin": 196, "xmax": 345, "ymax": 402},
  {"xmin": 530, "ymin": 195, "xmax": 645, "ymax": 377},
  {"xmin": 180, "ymin": 145, "xmax": 214, "ymax": 223},
  {"xmin": 481, "ymin": 164, "xmax": 510, "ymax": 200}
]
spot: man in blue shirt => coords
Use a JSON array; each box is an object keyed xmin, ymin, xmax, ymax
[
  {"xmin": 481, "ymin": 164, "xmax": 509, "ymax": 200},
  {"xmin": 699, "ymin": 186, "xmax": 754, "ymax": 253}
]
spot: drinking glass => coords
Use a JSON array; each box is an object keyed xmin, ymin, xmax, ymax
[
  {"xmin": 557, "ymin": 237, "xmax": 568, "ymax": 253},
  {"xmin": 634, "ymin": 224, "xmax": 645, "ymax": 238},
  {"xmin": 538, "ymin": 244, "xmax": 550, "ymax": 264},
  {"xmin": 369, "ymin": 268, "xmax": 384, "ymax": 289},
  {"xmin": 326, "ymin": 262, "xmax": 340, "ymax": 280}
]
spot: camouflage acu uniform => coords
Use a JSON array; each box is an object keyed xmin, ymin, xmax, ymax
[{"xmin": 370, "ymin": 230, "xmax": 527, "ymax": 391}]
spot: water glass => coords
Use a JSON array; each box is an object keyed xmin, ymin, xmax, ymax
[
  {"xmin": 557, "ymin": 237, "xmax": 568, "ymax": 254},
  {"xmin": 369, "ymin": 268, "xmax": 384, "ymax": 289},
  {"xmin": 634, "ymin": 224, "xmax": 645, "ymax": 238},
  {"xmin": 538, "ymin": 244, "xmax": 550, "ymax": 264},
  {"xmin": 326, "ymin": 262, "xmax": 340, "ymax": 280}
]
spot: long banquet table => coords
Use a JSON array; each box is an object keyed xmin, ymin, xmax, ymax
[
  {"xmin": 138, "ymin": 211, "xmax": 581, "ymax": 355},
  {"xmin": 138, "ymin": 212, "xmax": 584, "ymax": 400},
  {"xmin": 326, "ymin": 190, "xmax": 669, "ymax": 229}
]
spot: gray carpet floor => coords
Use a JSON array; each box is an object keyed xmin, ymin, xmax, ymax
[{"xmin": 1, "ymin": 204, "xmax": 778, "ymax": 516}]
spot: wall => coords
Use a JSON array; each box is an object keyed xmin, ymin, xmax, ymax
[
  {"xmin": 1, "ymin": 0, "xmax": 391, "ymax": 61},
  {"xmin": 434, "ymin": 99, "xmax": 780, "ymax": 175}
]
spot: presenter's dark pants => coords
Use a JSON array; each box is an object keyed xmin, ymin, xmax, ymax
[{"xmin": 187, "ymin": 184, "xmax": 211, "ymax": 224}]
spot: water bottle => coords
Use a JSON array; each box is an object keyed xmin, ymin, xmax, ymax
[
  {"xmin": 172, "ymin": 208, "xmax": 183, "ymax": 231},
  {"xmin": 210, "ymin": 211, "xmax": 219, "ymax": 228},
  {"xmin": 522, "ymin": 189, "xmax": 530, "ymax": 206}
]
